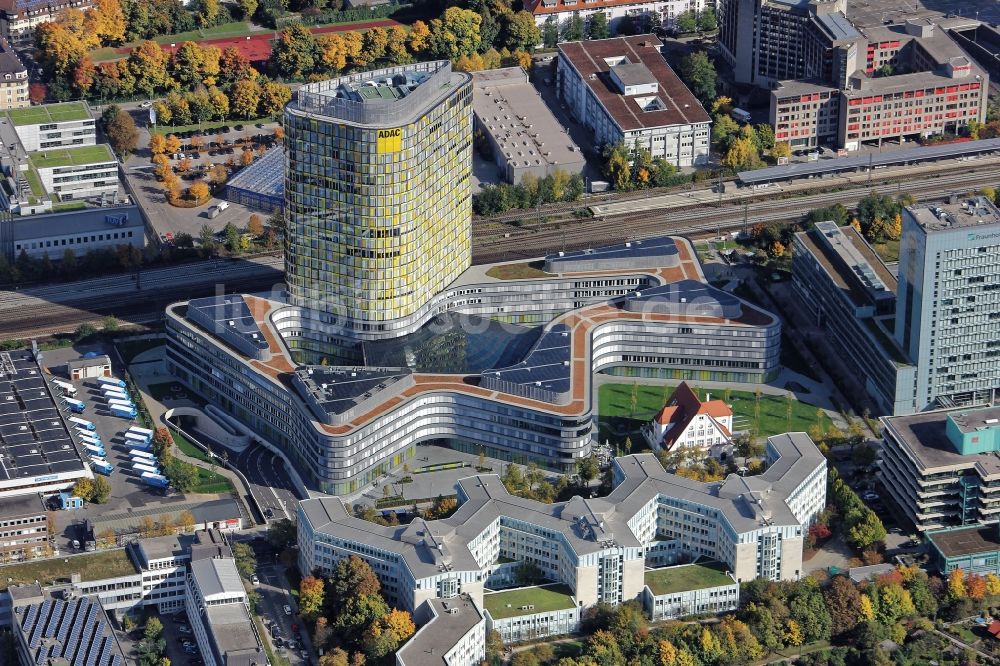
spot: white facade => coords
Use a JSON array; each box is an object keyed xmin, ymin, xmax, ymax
[
  {"xmin": 36, "ymin": 159, "xmax": 118, "ymax": 201},
  {"xmin": 530, "ymin": 0, "xmax": 708, "ymax": 33},
  {"xmin": 14, "ymin": 117, "xmax": 96, "ymax": 152},
  {"xmin": 396, "ymin": 596, "xmax": 487, "ymax": 666}
]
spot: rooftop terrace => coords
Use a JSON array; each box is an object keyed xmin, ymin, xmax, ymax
[
  {"xmin": 28, "ymin": 144, "xmax": 115, "ymax": 169},
  {"xmin": 482, "ymin": 584, "xmax": 576, "ymax": 619},
  {"xmin": 644, "ymin": 562, "xmax": 735, "ymax": 596},
  {"xmin": 0, "ymin": 549, "xmax": 137, "ymax": 592},
  {"xmin": 8, "ymin": 102, "xmax": 91, "ymax": 126}
]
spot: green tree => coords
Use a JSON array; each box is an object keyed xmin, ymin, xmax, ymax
[
  {"xmin": 697, "ymin": 5, "xmax": 717, "ymax": 31},
  {"xmin": 675, "ymin": 11, "xmax": 697, "ymax": 33},
  {"xmin": 542, "ymin": 16, "xmax": 559, "ymax": 48},
  {"xmin": 101, "ymin": 316, "xmax": 119, "ymax": 332},
  {"xmin": 577, "ymin": 453, "xmax": 599, "ymax": 484},
  {"xmin": 270, "ymin": 24, "xmax": 316, "ymax": 78},
  {"xmin": 91, "ymin": 475, "xmax": 112, "ymax": 503},
  {"xmin": 331, "ymin": 594, "xmax": 389, "ymax": 652},
  {"xmin": 223, "ymin": 222, "xmax": 241, "ymax": 253},
  {"xmin": 328, "ymin": 555, "xmax": 381, "ymax": 614},
  {"xmin": 722, "ymin": 136, "xmax": 759, "ymax": 170},
  {"xmin": 73, "ymin": 477, "xmax": 95, "ymax": 502},
  {"xmin": 75, "ymin": 323, "xmax": 97, "ymax": 341},
  {"xmin": 266, "ymin": 518, "xmax": 297, "ymax": 549},
  {"xmin": 602, "ymin": 142, "xmax": 632, "ymax": 191},
  {"xmin": 502, "ymin": 11, "xmax": 541, "ymax": 51},
  {"xmin": 563, "ymin": 12, "xmax": 584, "ymax": 41},
  {"xmin": 143, "ymin": 617, "xmax": 164, "ymax": 641},
  {"xmin": 163, "ymin": 458, "xmax": 198, "ymax": 492},
  {"xmin": 427, "ymin": 7, "xmax": 482, "ymax": 60},
  {"xmin": 232, "ymin": 541, "xmax": 257, "ymax": 579},
  {"xmin": 588, "ymin": 11, "xmax": 609, "ymax": 39},
  {"xmin": 299, "ymin": 575, "xmax": 325, "ymax": 621},
  {"xmin": 259, "ymin": 81, "xmax": 292, "ymax": 117},
  {"xmin": 755, "ymin": 123, "xmax": 776, "ymax": 152},
  {"xmin": 678, "ymin": 51, "xmax": 717, "ymax": 107},
  {"xmin": 712, "ymin": 113, "xmax": 740, "ymax": 150},
  {"xmin": 127, "ymin": 40, "xmax": 172, "ymax": 96},
  {"xmin": 847, "ymin": 509, "xmax": 887, "ymax": 550},
  {"xmin": 236, "ymin": 0, "xmax": 257, "ymax": 18}
]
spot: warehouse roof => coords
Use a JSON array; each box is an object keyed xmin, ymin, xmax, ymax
[{"xmin": 558, "ymin": 36, "xmax": 711, "ymax": 132}]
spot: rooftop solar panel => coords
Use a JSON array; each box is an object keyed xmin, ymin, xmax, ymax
[
  {"xmin": 35, "ymin": 642, "xmax": 50, "ymax": 665},
  {"xmin": 22, "ymin": 603, "xmax": 38, "ymax": 635},
  {"xmin": 187, "ymin": 295, "xmax": 270, "ymax": 359},
  {"xmin": 44, "ymin": 599, "xmax": 64, "ymax": 637},
  {"xmin": 63, "ymin": 600, "xmax": 89, "ymax": 660}
]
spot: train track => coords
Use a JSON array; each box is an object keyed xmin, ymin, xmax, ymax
[{"xmin": 470, "ymin": 170, "xmax": 999, "ymax": 264}]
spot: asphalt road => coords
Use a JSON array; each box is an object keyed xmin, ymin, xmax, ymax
[
  {"xmin": 232, "ymin": 443, "xmax": 301, "ymax": 522},
  {"xmin": 256, "ymin": 561, "xmax": 307, "ymax": 665}
]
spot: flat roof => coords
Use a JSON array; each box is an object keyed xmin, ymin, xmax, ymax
[
  {"xmin": 738, "ymin": 138, "xmax": 1000, "ymax": 183},
  {"xmin": 204, "ymin": 603, "xmax": 266, "ymax": 665},
  {"xmin": 13, "ymin": 592, "xmax": 127, "ymax": 666},
  {"xmin": 950, "ymin": 407, "xmax": 1000, "ymax": 434},
  {"xmin": 928, "ymin": 525, "xmax": 1000, "ymax": 558},
  {"xmin": 190, "ymin": 557, "xmax": 243, "ymax": 599},
  {"xmin": 8, "ymin": 102, "xmax": 91, "ymax": 126},
  {"xmin": 12, "ymin": 206, "xmax": 143, "ymax": 242},
  {"xmin": 644, "ymin": 561, "xmax": 735, "ymax": 595},
  {"xmin": 188, "ymin": 294, "xmax": 270, "ymax": 355},
  {"xmin": 224, "ymin": 147, "xmax": 283, "ymax": 201},
  {"xmin": 545, "ymin": 235, "xmax": 678, "ymax": 268},
  {"xmin": 484, "ymin": 323, "xmax": 572, "ymax": 396},
  {"xmin": 0, "ymin": 549, "xmax": 137, "ymax": 592},
  {"xmin": 294, "ymin": 366, "xmax": 412, "ymax": 417},
  {"xmin": 28, "ymin": 144, "xmax": 115, "ymax": 169},
  {"xmin": 795, "ymin": 223, "xmax": 895, "ymax": 309},
  {"xmin": 906, "ymin": 197, "xmax": 1000, "ymax": 232},
  {"xmin": 558, "ymin": 36, "xmax": 710, "ymax": 132},
  {"xmin": 814, "ymin": 11, "xmax": 861, "ymax": 41},
  {"xmin": 0, "ymin": 349, "xmax": 89, "ymax": 485},
  {"xmin": 482, "ymin": 584, "xmax": 575, "ymax": 619},
  {"xmin": 471, "ymin": 67, "xmax": 585, "ymax": 173},
  {"xmin": 396, "ymin": 596, "xmax": 483, "ymax": 666},
  {"xmin": 883, "ymin": 406, "xmax": 1000, "ymax": 475}
]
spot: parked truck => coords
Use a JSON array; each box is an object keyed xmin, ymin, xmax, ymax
[
  {"xmin": 110, "ymin": 404, "xmax": 138, "ymax": 419},
  {"xmin": 91, "ymin": 460, "xmax": 114, "ymax": 475},
  {"xmin": 132, "ymin": 462, "xmax": 160, "ymax": 475},
  {"xmin": 75, "ymin": 428, "xmax": 101, "ymax": 442},
  {"xmin": 731, "ymin": 108, "xmax": 752, "ymax": 123},
  {"xmin": 103, "ymin": 389, "xmax": 129, "ymax": 401},
  {"xmin": 207, "ymin": 201, "xmax": 229, "ymax": 218},
  {"xmin": 52, "ymin": 379, "xmax": 78, "ymax": 397},
  {"xmin": 68, "ymin": 417, "xmax": 96, "ymax": 431},
  {"xmin": 83, "ymin": 442, "xmax": 107, "ymax": 457},
  {"xmin": 63, "ymin": 398, "xmax": 86, "ymax": 413},
  {"xmin": 140, "ymin": 472, "xmax": 169, "ymax": 489},
  {"xmin": 128, "ymin": 426, "xmax": 154, "ymax": 439},
  {"xmin": 126, "ymin": 435, "xmax": 152, "ymax": 450},
  {"xmin": 130, "ymin": 449, "xmax": 156, "ymax": 461},
  {"xmin": 96, "ymin": 377, "xmax": 127, "ymax": 389},
  {"xmin": 107, "ymin": 397, "xmax": 135, "ymax": 409}
]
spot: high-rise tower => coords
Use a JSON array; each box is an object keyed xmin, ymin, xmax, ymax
[{"xmin": 284, "ymin": 61, "xmax": 473, "ymax": 337}]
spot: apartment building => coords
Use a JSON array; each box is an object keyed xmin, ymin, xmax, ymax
[
  {"xmin": 523, "ymin": 0, "xmax": 708, "ymax": 35},
  {"xmin": 791, "ymin": 221, "xmax": 917, "ymax": 415},
  {"xmin": 186, "ymin": 556, "xmax": 267, "ymax": 666},
  {"xmin": 0, "ymin": 37, "xmax": 27, "ymax": 110},
  {"xmin": 556, "ymin": 35, "xmax": 711, "ymax": 167},
  {"xmin": 298, "ymin": 433, "xmax": 825, "ymax": 624},
  {"xmin": 0, "ymin": 0, "xmax": 93, "ymax": 48},
  {"xmin": 0, "ymin": 497, "xmax": 49, "ymax": 562}
]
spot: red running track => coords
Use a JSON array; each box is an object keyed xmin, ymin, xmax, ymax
[{"xmin": 114, "ymin": 19, "xmax": 399, "ymax": 62}]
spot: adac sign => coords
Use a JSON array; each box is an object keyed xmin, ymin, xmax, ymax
[{"xmin": 376, "ymin": 127, "xmax": 403, "ymax": 154}]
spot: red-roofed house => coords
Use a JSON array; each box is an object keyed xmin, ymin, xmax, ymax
[
  {"xmin": 987, "ymin": 620, "xmax": 1000, "ymax": 640},
  {"xmin": 643, "ymin": 382, "xmax": 733, "ymax": 453}
]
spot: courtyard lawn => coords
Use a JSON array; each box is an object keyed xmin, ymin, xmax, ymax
[
  {"xmin": 171, "ymin": 429, "xmax": 214, "ymax": 464},
  {"xmin": 0, "ymin": 549, "xmax": 136, "ymax": 592},
  {"xmin": 482, "ymin": 584, "xmax": 576, "ymax": 620},
  {"xmin": 598, "ymin": 383, "xmax": 832, "ymax": 443},
  {"xmin": 644, "ymin": 562, "xmax": 734, "ymax": 595},
  {"xmin": 190, "ymin": 466, "xmax": 234, "ymax": 494},
  {"xmin": 151, "ymin": 116, "xmax": 273, "ymax": 136}
]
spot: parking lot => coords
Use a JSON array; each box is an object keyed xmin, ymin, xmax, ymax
[{"xmin": 123, "ymin": 116, "xmax": 280, "ymax": 243}]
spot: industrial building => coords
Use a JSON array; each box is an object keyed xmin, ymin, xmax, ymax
[
  {"xmin": 8, "ymin": 205, "xmax": 145, "ymax": 261},
  {"xmin": 0, "ymin": 37, "xmax": 27, "ymax": 110},
  {"xmin": 895, "ymin": 197, "xmax": 1000, "ymax": 410},
  {"xmin": 472, "ymin": 67, "xmax": 586, "ymax": 183},
  {"xmin": 0, "ymin": 347, "xmax": 92, "ymax": 499},
  {"xmin": 298, "ymin": 433, "xmax": 824, "ymax": 626},
  {"xmin": 284, "ymin": 61, "xmax": 473, "ymax": 333},
  {"xmin": 791, "ymin": 221, "xmax": 916, "ymax": 415},
  {"xmin": 165, "ymin": 237, "xmax": 781, "ymax": 494},
  {"xmin": 556, "ymin": 36, "xmax": 711, "ymax": 167},
  {"xmin": 879, "ymin": 405, "xmax": 1000, "ymax": 532}
]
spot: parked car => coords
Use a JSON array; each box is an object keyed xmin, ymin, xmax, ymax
[
  {"xmin": 139, "ymin": 101, "xmax": 153, "ymax": 108},
  {"xmin": 250, "ymin": 574, "xmax": 259, "ymax": 584},
  {"xmin": 861, "ymin": 491, "xmax": 880, "ymax": 501}
]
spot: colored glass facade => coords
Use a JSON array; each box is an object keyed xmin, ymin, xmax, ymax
[{"xmin": 283, "ymin": 62, "xmax": 473, "ymax": 334}]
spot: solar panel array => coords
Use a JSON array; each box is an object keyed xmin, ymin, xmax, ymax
[
  {"xmin": 0, "ymin": 349, "xmax": 87, "ymax": 482},
  {"xmin": 14, "ymin": 594, "xmax": 125, "ymax": 666},
  {"xmin": 187, "ymin": 294, "xmax": 271, "ymax": 359},
  {"xmin": 483, "ymin": 324, "xmax": 573, "ymax": 401}
]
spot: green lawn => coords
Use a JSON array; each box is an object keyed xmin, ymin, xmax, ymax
[
  {"xmin": 29, "ymin": 144, "xmax": 115, "ymax": 169},
  {"xmin": 870, "ymin": 239, "xmax": 900, "ymax": 263},
  {"xmin": 118, "ymin": 338, "xmax": 165, "ymax": 363},
  {"xmin": 191, "ymin": 466, "xmax": 234, "ymax": 494},
  {"xmin": 53, "ymin": 201, "xmax": 87, "ymax": 212},
  {"xmin": 599, "ymin": 383, "xmax": 832, "ymax": 441},
  {"xmin": 171, "ymin": 429, "xmax": 214, "ymax": 464},
  {"xmin": 0, "ymin": 549, "xmax": 136, "ymax": 592},
  {"xmin": 8, "ymin": 102, "xmax": 91, "ymax": 126},
  {"xmin": 151, "ymin": 116, "xmax": 273, "ymax": 136},
  {"xmin": 23, "ymin": 167, "xmax": 44, "ymax": 198},
  {"xmin": 644, "ymin": 562, "xmax": 734, "ymax": 596},
  {"xmin": 482, "ymin": 584, "xmax": 576, "ymax": 620}
]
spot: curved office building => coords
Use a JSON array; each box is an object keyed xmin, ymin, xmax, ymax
[
  {"xmin": 165, "ymin": 237, "xmax": 782, "ymax": 495},
  {"xmin": 284, "ymin": 61, "xmax": 473, "ymax": 334}
]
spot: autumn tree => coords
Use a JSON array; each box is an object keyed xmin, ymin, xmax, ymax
[
  {"xmin": 407, "ymin": 20, "xmax": 431, "ymax": 54},
  {"xmin": 90, "ymin": 0, "xmax": 126, "ymax": 45},
  {"xmin": 772, "ymin": 141, "xmax": 792, "ymax": 159},
  {"xmin": 357, "ymin": 26, "xmax": 388, "ymax": 67},
  {"xmin": 29, "ymin": 83, "xmax": 47, "ymax": 104},
  {"xmin": 270, "ymin": 24, "xmax": 316, "ymax": 78},
  {"xmin": 128, "ymin": 40, "xmax": 172, "ymax": 97},
  {"xmin": 92, "ymin": 475, "xmax": 112, "ymax": 503},
  {"xmin": 105, "ymin": 107, "xmax": 139, "ymax": 158},
  {"xmin": 231, "ymin": 79, "xmax": 262, "ymax": 119},
  {"xmin": 824, "ymin": 574, "xmax": 861, "ymax": 636},
  {"xmin": 299, "ymin": 576, "xmax": 325, "ymax": 621},
  {"xmin": 603, "ymin": 142, "xmax": 632, "ymax": 191},
  {"xmin": 385, "ymin": 25, "xmax": 409, "ymax": 63},
  {"xmin": 178, "ymin": 510, "xmax": 196, "ymax": 532},
  {"xmin": 149, "ymin": 133, "xmax": 167, "ymax": 155},
  {"xmin": 328, "ymin": 555, "xmax": 381, "ymax": 613},
  {"xmin": 189, "ymin": 180, "xmax": 210, "ymax": 201},
  {"xmin": 219, "ymin": 47, "xmax": 257, "ymax": 85},
  {"xmin": 362, "ymin": 609, "xmax": 415, "ymax": 659},
  {"xmin": 316, "ymin": 34, "xmax": 348, "ymax": 73},
  {"xmin": 427, "ymin": 7, "xmax": 482, "ymax": 60},
  {"xmin": 259, "ymin": 81, "xmax": 292, "ymax": 117},
  {"xmin": 247, "ymin": 214, "xmax": 264, "ymax": 236},
  {"xmin": 73, "ymin": 477, "xmax": 95, "ymax": 502}
]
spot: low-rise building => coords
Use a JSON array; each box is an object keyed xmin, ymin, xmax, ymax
[
  {"xmin": 472, "ymin": 67, "xmax": 586, "ymax": 183},
  {"xmin": 791, "ymin": 221, "xmax": 916, "ymax": 415},
  {"xmin": 396, "ymin": 595, "xmax": 486, "ymax": 666},
  {"xmin": 482, "ymin": 584, "xmax": 580, "ymax": 643},
  {"xmin": 6, "ymin": 102, "xmax": 96, "ymax": 152},
  {"xmin": 641, "ymin": 562, "xmax": 739, "ymax": 621},
  {"xmin": 0, "ymin": 496, "xmax": 49, "ymax": 562},
  {"xmin": 524, "ymin": 0, "xmax": 709, "ymax": 36},
  {"xmin": 8, "ymin": 205, "xmax": 144, "ymax": 262},
  {"xmin": 880, "ymin": 405, "xmax": 1000, "ymax": 532},
  {"xmin": 29, "ymin": 144, "xmax": 118, "ymax": 202},
  {"xmin": 0, "ymin": 37, "xmax": 27, "ymax": 110},
  {"xmin": 67, "ymin": 354, "xmax": 112, "ymax": 380},
  {"xmin": 8, "ymin": 584, "xmax": 128, "ymax": 666},
  {"xmin": 556, "ymin": 35, "xmax": 710, "ymax": 167},
  {"xmin": 926, "ymin": 524, "xmax": 1000, "ymax": 577},
  {"xmin": 298, "ymin": 433, "xmax": 825, "ymax": 621},
  {"xmin": 643, "ymin": 381, "xmax": 733, "ymax": 454},
  {"xmin": 186, "ymin": 555, "xmax": 267, "ymax": 666}
]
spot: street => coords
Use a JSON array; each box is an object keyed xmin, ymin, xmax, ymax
[{"xmin": 233, "ymin": 443, "xmax": 301, "ymax": 522}]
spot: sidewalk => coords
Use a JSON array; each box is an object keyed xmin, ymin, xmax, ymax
[{"xmin": 124, "ymin": 345, "xmax": 260, "ymax": 525}]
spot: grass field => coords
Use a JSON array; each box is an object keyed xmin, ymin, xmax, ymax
[
  {"xmin": 598, "ymin": 383, "xmax": 832, "ymax": 441},
  {"xmin": 870, "ymin": 238, "xmax": 900, "ymax": 263},
  {"xmin": 29, "ymin": 145, "xmax": 115, "ymax": 169},
  {"xmin": 8, "ymin": 102, "xmax": 91, "ymax": 126},
  {"xmin": 53, "ymin": 201, "xmax": 88, "ymax": 212},
  {"xmin": 171, "ymin": 429, "xmax": 213, "ymax": 464},
  {"xmin": 0, "ymin": 549, "xmax": 137, "ymax": 592},
  {"xmin": 483, "ymin": 584, "xmax": 576, "ymax": 620},
  {"xmin": 24, "ymin": 168, "xmax": 44, "ymax": 198},
  {"xmin": 644, "ymin": 562, "xmax": 734, "ymax": 595},
  {"xmin": 191, "ymin": 466, "xmax": 234, "ymax": 494},
  {"xmin": 151, "ymin": 116, "xmax": 273, "ymax": 135}
]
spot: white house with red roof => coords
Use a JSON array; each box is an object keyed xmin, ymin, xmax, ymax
[{"xmin": 644, "ymin": 382, "xmax": 733, "ymax": 453}]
